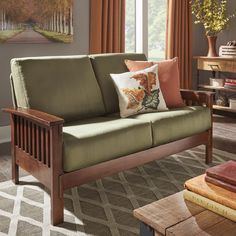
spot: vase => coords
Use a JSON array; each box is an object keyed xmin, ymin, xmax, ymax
[{"xmin": 207, "ymin": 36, "xmax": 218, "ymax": 57}]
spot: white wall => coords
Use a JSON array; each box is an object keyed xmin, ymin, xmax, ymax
[{"xmin": 0, "ymin": 0, "xmax": 90, "ymax": 127}]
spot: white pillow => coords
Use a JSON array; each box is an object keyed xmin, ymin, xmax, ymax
[{"xmin": 110, "ymin": 64, "xmax": 168, "ymax": 118}]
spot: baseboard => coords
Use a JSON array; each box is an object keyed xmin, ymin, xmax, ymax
[{"xmin": 0, "ymin": 126, "xmax": 11, "ymax": 144}]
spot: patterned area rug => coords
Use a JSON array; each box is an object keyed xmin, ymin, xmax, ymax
[{"xmin": 0, "ymin": 146, "xmax": 236, "ymax": 236}]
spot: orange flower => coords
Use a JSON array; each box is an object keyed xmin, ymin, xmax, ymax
[
  {"xmin": 122, "ymin": 88, "xmax": 145, "ymax": 109},
  {"xmin": 131, "ymin": 72, "xmax": 156, "ymax": 95}
]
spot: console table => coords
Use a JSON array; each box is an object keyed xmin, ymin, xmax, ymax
[{"xmin": 194, "ymin": 56, "xmax": 236, "ymax": 113}]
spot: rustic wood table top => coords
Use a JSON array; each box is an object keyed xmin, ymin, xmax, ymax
[{"xmin": 133, "ymin": 191, "xmax": 236, "ymax": 236}]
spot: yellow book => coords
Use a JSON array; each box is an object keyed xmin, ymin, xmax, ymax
[
  {"xmin": 184, "ymin": 174, "xmax": 236, "ymax": 210},
  {"xmin": 183, "ymin": 189, "xmax": 236, "ymax": 222}
]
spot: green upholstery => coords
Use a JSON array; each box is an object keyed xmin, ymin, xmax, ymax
[
  {"xmin": 130, "ymin": 106, "xmax": 211, "ymax": 146},
  {"xmin": 89, "ymin": 53, "xmax": 147, "ymax": 114},
  {"xmin": 11, "ymin": 56, "xmax": 105, "ymax": 122},
  {"xmin": 63, "ymin": 116, "xmax": 152, "ymax": 172},
  {"xmin": 9, "ymin": 53, "xmax": 212, "ymax": 174}
]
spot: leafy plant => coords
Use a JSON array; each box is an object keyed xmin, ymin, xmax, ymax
[{"xmin": 190, "ymin": 0, "xmax": 235, "ymax": 36}]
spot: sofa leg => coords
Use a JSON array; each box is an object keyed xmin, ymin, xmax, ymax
[
  {"xmin": 12, "ymin": 143, "xmax": 19, "ymax": 184},
  {"xmin": 12, "ymin": 162, "xmax": 19, "ymax": 184},
  {"xmin": 205, "ymin": 129, "xmax": 213, "ymax": 164},
  {"xmin": 51, "ymin": 187, "xmax": 64, "ymax": 225},
  {"xmin": 11, "ymin": 128, "xmax": 19, "ymax": 184},
  {"xmin": 12, "ymin": 163, "xmax": 19, "ymax": 184},
  {"xmin": 50, "ymin": 124, "xmax": 64, "ymax": 225}
]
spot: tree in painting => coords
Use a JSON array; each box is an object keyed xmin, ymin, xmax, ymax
[{"xmin": 0, "ymin": 0, "xmax": 73, "ymax": 43}]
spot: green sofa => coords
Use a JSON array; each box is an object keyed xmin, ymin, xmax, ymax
[{"xmin": 4, "ymin": 53, "xmax": 213, "ymax": 225}]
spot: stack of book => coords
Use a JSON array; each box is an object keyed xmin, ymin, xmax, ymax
[
  {"xmin": 224, "ymin": 79, "xmax": 236, "ymax": 90},
  {"xmin": 183, "ymin": 161, "xmax": 236, "ymax": 222}
]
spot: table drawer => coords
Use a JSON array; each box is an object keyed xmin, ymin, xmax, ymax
[{"xmin": 197, "ymin": 58, "xmax": 236, "ymax": 73}]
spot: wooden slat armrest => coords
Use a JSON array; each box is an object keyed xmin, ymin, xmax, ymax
[
  {"xmin": 2, "ymin": 107, "xmax": 64, "ymax": 127},
  {"xmin": 180, "ymin": 89, "xmax": 215, "ymax": 108}
]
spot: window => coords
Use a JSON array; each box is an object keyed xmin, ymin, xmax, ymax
[
  {"xmin": 125, "ymin": 0, "xmax": 167, "ymax": 61},
  {"xmin": 148, "ymin": 0, "xmax": 167, "ymax": 60},
  {"xmin": 125, "ymin": 0, "xmax": 136, "ymax": 52}
]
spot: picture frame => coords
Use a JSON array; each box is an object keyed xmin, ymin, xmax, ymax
[{"xmin": 0, "ymin": 0, "xmax": 73, "ymax": 44}]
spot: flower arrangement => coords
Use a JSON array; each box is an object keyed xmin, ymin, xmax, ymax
[{"xmin": 191, "ymin": 0, "xmax": 235, "ymax": 36}]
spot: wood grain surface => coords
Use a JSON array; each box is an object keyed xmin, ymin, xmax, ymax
[{"xmin": 134, "ymin": 191, "xmax": 236, "ymax": 236}]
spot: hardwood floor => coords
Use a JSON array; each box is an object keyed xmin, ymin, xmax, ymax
[{"xmin": 0, "ymin": 114, "xmax": 235, "ymax": 183}]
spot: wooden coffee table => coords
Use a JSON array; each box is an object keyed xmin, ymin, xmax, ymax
[{"xmin": 133, "ymin": 191, "xmax": 236, "ymax": 236}]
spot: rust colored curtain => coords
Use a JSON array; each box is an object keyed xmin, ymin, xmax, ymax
[
  {"xmin": 166, "ymin": 0, "xmax": 192, "ymax": 89},
  {"xmin": 89, "ymin": 0, "xmax": 125, "ymax": 54}
]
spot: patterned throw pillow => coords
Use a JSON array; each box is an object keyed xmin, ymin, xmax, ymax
[
  {"xmin": 110, "ymin": 64, "xmax": 168, "ymax": 118},
  {"xmin": 124, "ymin": 57, "xmax": 185, "ymax": 108}
]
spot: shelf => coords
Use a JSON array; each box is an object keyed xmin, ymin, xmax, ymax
[
  {"xmin": 213, "ymin": 105, "xmax": 236, "ymax": 113},
  {"xmin": 198, "ymin": 84, "xmax": 236, "ymax": 93},
  {"xmin": 194, "ymin": 56, "xmax": 236, "ymax": 60},
  {"xmin": 196, "ymin": 56, "xmax": 236, "ymax": 114}
]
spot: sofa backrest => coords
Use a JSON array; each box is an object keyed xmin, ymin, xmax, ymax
[
  {"xmin": 89, "ymin": 53, "xmax": 147, "ymax": 114},
  {"xmin": 11, "ymin": 56, "xmax": 105, "ymax": 122}
]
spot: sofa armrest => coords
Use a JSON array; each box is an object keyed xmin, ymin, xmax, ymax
[
  {"xmin": 2, "ymin": 108, "xmax": 64, "ymax": 127},
  {"xmin": 180, "ymin": 89, "xmax": 214, "ymax": 109},
  {"xmin": 2, "ymin": 107, "xmax": 64, "ymax": 189}
]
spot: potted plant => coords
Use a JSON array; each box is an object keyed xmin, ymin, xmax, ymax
[{"xmin": 191, "ymin": 0, "xmax": 235, "ymax": 57}]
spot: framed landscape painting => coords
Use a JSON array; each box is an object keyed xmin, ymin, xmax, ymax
[{"xmin": 0, "ymin": 0, "xmax": 73, "ymax": 43}]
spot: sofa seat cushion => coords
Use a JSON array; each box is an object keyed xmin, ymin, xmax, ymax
[
  {"xmin": 131, "ymin": 106, "xmax": 211, "ymax": 146},
  {"xmin": 63, "ymin": 116, "xmax": 152, "ymax": 172}
]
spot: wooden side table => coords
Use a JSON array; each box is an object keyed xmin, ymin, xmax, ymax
[
  {"xmin": 194, "ymin": 56, "xmax": 236, "ymax": 114},
  {"xmin": 133, "ymin": 191, "xmax": 236, "ymax": 236}
]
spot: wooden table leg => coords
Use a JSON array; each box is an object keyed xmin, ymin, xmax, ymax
[{"xmin": 140, "ymin": 222, "xmax": 154, "ymax": 236}]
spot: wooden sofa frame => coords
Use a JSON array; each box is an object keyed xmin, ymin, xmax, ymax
[{"xmin": 3, "ymin": 89, "xmax": 214, "ymax": 225}]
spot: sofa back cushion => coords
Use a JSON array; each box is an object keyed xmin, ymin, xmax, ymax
[
  {"xmin": 89, "ymin": 53, "xmax": 147, "ymax": 114},
  {"xmin": 11, "ymin": 56, "xmax": 105, "ymax": 122}
]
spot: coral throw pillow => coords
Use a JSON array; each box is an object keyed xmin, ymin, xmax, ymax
[
  {"xmin": 125, "ymin": 58, "xmax": 185, "ymax": 108},
  {"xmin": 110, "ymin": 65, "xmax": 168, "ymax": 118}
]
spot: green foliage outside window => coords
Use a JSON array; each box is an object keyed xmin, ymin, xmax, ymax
[
  {"xmin": 125, "ymin": 0, "xmax": 167, "ymax": 60},
  {"xmin": 125, "ymin": 0, "xmax": 135, "ymax": 52},
  {"xmin": 148, "ymin": 0, "xmax": 167, "ymax": 60}
]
